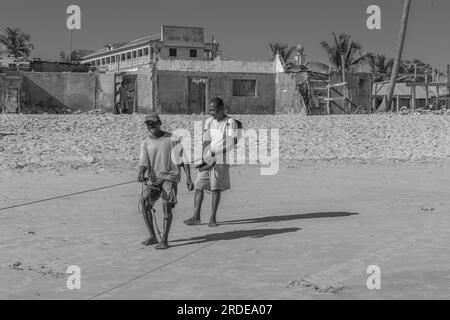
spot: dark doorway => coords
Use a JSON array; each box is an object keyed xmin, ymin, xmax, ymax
[
  {"xmin": 188, "ymin": 78, "xmax": 207, "ymax": 114},
  {"xmin": 114, "ymin": 74, "xmax": 138, "ymax": 114}
]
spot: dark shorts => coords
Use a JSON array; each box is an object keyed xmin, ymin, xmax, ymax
[{"xmin": 143, "ymin": 180, "xmax": 178, "ymax": 209}]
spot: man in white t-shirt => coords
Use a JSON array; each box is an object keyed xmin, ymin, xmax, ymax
[{"xmin": 184, "ymin": 97, "xmax": 238, "ymax": 227}]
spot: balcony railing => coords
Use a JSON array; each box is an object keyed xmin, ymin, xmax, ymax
[{"xmin": 100, "ymin": 56, "xmax": 151, "ymax": 72}]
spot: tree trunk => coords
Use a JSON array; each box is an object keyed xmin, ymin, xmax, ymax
[{"xmin": 377, "ymin": 0, "xmax": 412, "ymax": 113}]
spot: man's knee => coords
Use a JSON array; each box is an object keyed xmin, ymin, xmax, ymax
[
  {"xmin": 141, "ymin": 194, "xmax": 154, "ymax": 212},
  {"xmin": 162, "ymin": 202, "xmax": 173, "ymax": 215}
]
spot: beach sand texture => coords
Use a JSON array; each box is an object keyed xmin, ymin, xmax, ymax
[{"xmin": 1, "ymin": 114, "xmax": 449, "ymax": 299}]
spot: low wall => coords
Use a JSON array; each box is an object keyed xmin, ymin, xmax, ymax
[
  {"xmin": 137, "ymin": 68, "xmax": 153, "ymax": 113},
  {"xmin": 275, "ymin": 72, "xmax": 305, "ymax": 114},
  {"xmin": 21, "ymin": 72, "xmax": 95, "ymax": 112},
  {"xmin": 95, "ymin": 73, "xmax": 115, "ymax": 112}
]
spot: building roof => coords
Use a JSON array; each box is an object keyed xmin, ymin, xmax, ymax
[
  {"xmin": 373, "ymin": 82, "xmax": 449, "ymax": 98},
  {"xmin": 82, "ymin": 33, "xmax": 161, "ymax": 60}
]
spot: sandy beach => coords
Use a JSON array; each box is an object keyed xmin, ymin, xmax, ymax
[{"xmin": 1, "ymin": 114, "xmax": 450, "ymax": 299}]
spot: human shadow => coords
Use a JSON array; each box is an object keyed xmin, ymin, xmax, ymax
[
  {"xmin": 171, "ymin": 227, "xmax": 301, "ymax": 248},
  {"xmin": 219, "ymin": 212, "xmax": 359, "ymax": 226}
]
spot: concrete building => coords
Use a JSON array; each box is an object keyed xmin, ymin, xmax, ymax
[
  {"xmin": 80, "ymin": 26, "xmax": 219, "ymax": 73},
  {"xmin": 4, "ymin": 25, "xmax": 308, "ymax": 115},
  {"xmin": 155, "ymin": 58, "xmax": 278, "ymax": 114}
]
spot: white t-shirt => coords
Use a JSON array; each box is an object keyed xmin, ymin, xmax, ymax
[{"xmin": 204, "ymin": 116, "xmax": 238, "ymax": 155}]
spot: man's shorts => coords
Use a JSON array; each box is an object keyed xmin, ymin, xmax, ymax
[
  {"xmin": 143, "ymin": 180, "xmax": 177, "ymax": 209},
  {"xmin": 194, "ymin": 164, "xmax": 231, "ymax": 192}
]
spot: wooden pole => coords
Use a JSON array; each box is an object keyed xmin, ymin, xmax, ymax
[
  {"xmin": 425, "ymin": 74, "xmax": 429, "ymax": 108},
  {"xmin": 396, "ymin": 95, "xmax": 400, "ymax": 112},
  {"xmin": 436, "ymin": 85, "xmax": 440, "ymax": 109},
  {"xmin": 372, "ymin": 82, "xmax": 377, "ymax": 113},
  {"xmin": 327, "ymin": 86, "xmax": 331, "ymax": 115},
  {"xmin": 447, "ymin": 64, "xmax": 450, "ymax": 109},
  {"xmin": 341, "ymin": 54, "xmax": 347, "ymax": 114},
  {"xmin": 411, "ymin": 83, "xmax": 416, "ymax": 111},
  {"xmin": 69, "ymin": 29, "xmax": 73, "ymax": 63}
]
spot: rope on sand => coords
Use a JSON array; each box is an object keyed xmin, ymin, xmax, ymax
[{"xmin": 0, "ymin": 180, "xmax": 136, "ymax": 212}]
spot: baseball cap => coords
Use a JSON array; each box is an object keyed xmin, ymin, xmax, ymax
[{"xmin": 144, "ymin": 112, "xmax": 160, "ymax": 124}]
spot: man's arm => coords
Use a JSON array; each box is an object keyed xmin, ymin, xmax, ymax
[
  {"xmin": 137, "ymin": 166, "xmax": 147, "ymax": 182},
  {"xmin": 178, "ymin": 163, "xmax": 194, "ymax": 191},
  {"xmin": 138, "ymin": 141, "xmax": 150, "ymax": 182},
  {"xmin": 173, "ymin": 137, "xmax": 194, "ymax": 191}
]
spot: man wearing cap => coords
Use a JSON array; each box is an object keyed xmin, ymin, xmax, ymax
[
  {"xmin": 184, "ymin": 97, "xmax": 238, "ymax": 227},
  {"xmin": 138, "ymin": 113, "xmax": 194, "ymax": 250}
]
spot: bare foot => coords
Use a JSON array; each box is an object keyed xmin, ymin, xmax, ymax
[
  {"xmin": 142, "ymin": 238, "xmax": 158, "ymax": 246},
  {"xmin": 184, "ymin": 217, "xmax": 201, "ymax": 226},
  {"xmin": 155, "ymin": 242, "xmax": 170, "ymax": 250}
]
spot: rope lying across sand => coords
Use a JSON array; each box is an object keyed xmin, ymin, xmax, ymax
[{"xmin": 0, "ymin": 180, "xmax": 136, "ymax": 212}]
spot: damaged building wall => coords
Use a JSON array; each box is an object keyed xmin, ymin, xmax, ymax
[
  {"xmin": 0, "ymin": 73, "xmax": 22, "ymax": 113},
  {"xmin": 136, "ymin": 68, "xmax": 154, "ymax": 113},
  {"xmin": 156, "ymin": 59, "xmax": 276, "ymax": 114},
  {"xmin": 95, "ymin": 73, "xmax": 115, "ymax": 112},
  {"xmin": 21, "ymin": 72, "xmax": 96, "ymax": 113},
  {"xmin": 275, "ymin": 72, "xmax": 307, "ymax": 114},
  {"xmin": 156, "ymin": 70, "xmax": 275, "ymax": 114},
  {"xmin": 15, "ymin": 71, "xmax": 150, "ymax": 114}
]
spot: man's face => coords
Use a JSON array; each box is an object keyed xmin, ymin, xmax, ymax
[
  {"xmin": 209, "ymin": 103, "xmax": 224, "ymax": 120},
  {"xmin": 146, "ymin": 121, "xmax": 161, "ymax": 136}
]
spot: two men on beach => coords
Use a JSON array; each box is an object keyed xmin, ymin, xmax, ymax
[{"xmin": 138, "ymin": 98, "xmax": 237, "ymax": 249}]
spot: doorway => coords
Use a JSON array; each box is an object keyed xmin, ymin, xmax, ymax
[
  {"xmin": 188, "ymin": 78, "xmax": 207, "ymax": 114},
  {"xmin": 114, "ymin": 74, "xmax": 138, "ymax": 114}
]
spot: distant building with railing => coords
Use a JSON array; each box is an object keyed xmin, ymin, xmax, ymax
[{"xmin": 80, "ymin": 26, "xmax": 220, "ymax": 72}]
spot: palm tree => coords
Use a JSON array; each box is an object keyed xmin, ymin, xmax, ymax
[
  {"xmin": 320, "ymin": 33, "xmax": 370, "ymax": 73},
  {"xmin": 0, "ymin": 27, "xmax": 34, "ymax": 60},
  {"xmin": 377, "ymin": 0, "xmax": 412, "ymax": 112},
  {"xmin": 367, "ymin": 53, "xmax": 395, "ymax": 81},
  {"xmin": 269, "ymin": 42, "xmax": 295, "ymax": 64},
  {"xmin": 59, "ymin": 50, "xmax": 83, "ymax": 63}
]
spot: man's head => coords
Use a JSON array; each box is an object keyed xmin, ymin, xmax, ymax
[
  {"xmin": 144, "ymin": 113, "xmax": 162, "ymax": 136},
  {"xmin": 209, "ymin": 97, "xmax": 225, "ymax": 120}
]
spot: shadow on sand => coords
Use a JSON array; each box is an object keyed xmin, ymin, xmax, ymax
[
  {"xmin": 171, "ymin": 227, "xmax": 301, "ymax": 248},
  {"xmin": 219, "ymin": 211, "xmax": 359, "ymax": 226}
]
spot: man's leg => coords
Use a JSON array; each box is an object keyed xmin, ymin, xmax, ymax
[
  {"xmin": 156, "ymin": 182, "xmax": 177, "ymax": 250},
  {"xmin": 185, "ymin": 170, "xmax": 210, "ymax": 225},
  {"xmin": 184, "ymin": 189, "xmax": 203, "ymax": 225},
  {"xmin": 209, "ymin": 190, "xmax": 221, "ymax": 227},
  {"xmin": 193, "ymin": 189, "xmax": 204, "ymax": 221},
  {"xmin": 208, "ymin": 165, "xmax": 230, "ymax": 227},
  {"xmin": 141, "ymin": 193, "xmax": 158, "ymax": 246},
  {"xmin": 156, "ymin": 203, "xmax": 173, "ymax": 250}
]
